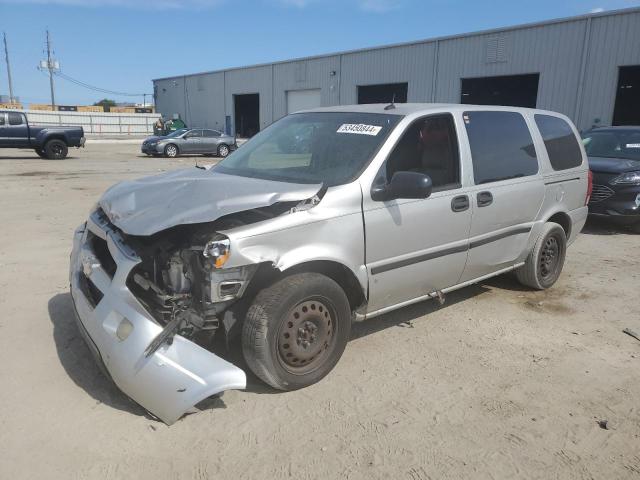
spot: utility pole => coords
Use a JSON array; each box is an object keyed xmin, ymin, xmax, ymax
[
  {"xmin": 3, "ymin": 32, "xmax": 15, "ymax": 104},
  {"xmin": 45, "ymin": 30, "xmax": 56, "ymax": 109}
]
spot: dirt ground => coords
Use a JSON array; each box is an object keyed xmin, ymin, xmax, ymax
[{"xmin": 0, "ymin": 143, "xmax": 639, "ymax": 480}]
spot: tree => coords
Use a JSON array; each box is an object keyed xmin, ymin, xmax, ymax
[{"xmin": 93, "ymin": 98, "xmax": 116, "ymax": 112}]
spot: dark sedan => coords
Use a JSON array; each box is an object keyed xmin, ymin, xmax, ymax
[
  {"xmin": 141, "ymin": 128, "xmax": 237, "ymax": 158},
  {"xmin": 582, "ymin": 127, "xmax": 640, "ymax": 232}
]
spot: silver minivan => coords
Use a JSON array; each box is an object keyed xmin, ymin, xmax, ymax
[{"xmin": 70, "ymin": 104, "xmax": 590, "ymax": 423}]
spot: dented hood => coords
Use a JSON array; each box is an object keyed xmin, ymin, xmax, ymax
[{"xmin": 99, "ymin": 167, "xmax": 322, "ymax": 236}]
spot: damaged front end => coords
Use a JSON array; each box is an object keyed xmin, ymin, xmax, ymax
[{"xmin": 70, "ymin": 208, "xmax": 255, "ymax": 425}]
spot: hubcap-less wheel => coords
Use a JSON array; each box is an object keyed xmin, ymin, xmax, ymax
[
  {"xmin": 539, "ymin": 235, "xmax": 559, "ymax": 280},
  {"xmin": 218, "ymin": 144, "xmax": 229, "ymax": 157},
  {"xmin": 278, "ymin": 299, "xmax": 335, "ymax": 374},
  {"xmin": 165, "ymin": 145, "xmax": 178, "ymax": 157}
]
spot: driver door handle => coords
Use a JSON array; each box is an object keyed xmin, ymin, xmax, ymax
[
  {"xmin": 451, "ymin": 195, "xmax": 469, "ymax": 212},
  {"xmin": 477, "ymin": 191, "xmax": 493, "ymax": 207}
]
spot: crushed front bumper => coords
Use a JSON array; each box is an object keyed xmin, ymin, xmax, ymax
[{"xmin": 69, "ymin": 217, "xmax": 246, "ymax": 425}]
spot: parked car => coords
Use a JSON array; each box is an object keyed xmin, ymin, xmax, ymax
[
  {"xmin": 0, "ymin": 110, "xmax": 85, "ymax": 159},
  {"xmin": 70, "ymin": 104, "xmax": 589, "ymax": 424},
  {"xmin": 582, "ymin": 126, "xmax": 640, "ymax": 232},
  {"xmin": 141, "ymin": 128, "xmax": 237, "ymax": 158}
]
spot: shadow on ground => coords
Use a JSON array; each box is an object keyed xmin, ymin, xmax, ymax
[{"xmin": 581, "ymin": 216, "xmax": 633, "ymax": 236}]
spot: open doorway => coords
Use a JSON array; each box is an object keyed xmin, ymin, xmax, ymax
[
  {"xmin": 613, "ymin": 66, "xmax": 640, "ymax": 126},
  {"xmin": 461, "ymin": 73, "xmax": 539, "ymax": 108},
  {"xmin": 233, "ymin": 93, "xmax": 259, "ymax": 138},
  {"xmin": 358, "ymin": 82, "xmax": 408, "ymax": 104}
]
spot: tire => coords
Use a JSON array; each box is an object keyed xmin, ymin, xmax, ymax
[
  {"xmin": 164, "ymin": 144, "xmax": 179, "ymax": 158},
  {"xmin": 43, "ymin": 139, "xmax": 68, "ymax": 160},
  {"xmin": 35, "ymin": 149, "xmax": 47, "ymax": 159},
  {"xmin": 217, "ymin": 143, "xmax": 230, "ymax": 158},
  {"xmin": 628, "ymin": 223, "xmax": 640, "ymax": 234},
  {"xmin": 242, "ymin": 272, "xmax": 351, "ymax": 390},
  {"xmin": 516, "ymin": 222, "xmax": 567, "ymax": 290}
]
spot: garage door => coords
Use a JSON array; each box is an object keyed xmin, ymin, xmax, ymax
[{"xmin": 286, "ymin": 89, "xmax": 321, "ymax": 114}]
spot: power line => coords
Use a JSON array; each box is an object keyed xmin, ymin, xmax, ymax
[{"xmin": 54, "ymin": 71, "xmax": 150, "ymax": 97}]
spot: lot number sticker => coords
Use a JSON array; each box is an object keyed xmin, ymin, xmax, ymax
[{"xmin": 337, "ymin": 124, "xmax": 382, "ymax": 136}]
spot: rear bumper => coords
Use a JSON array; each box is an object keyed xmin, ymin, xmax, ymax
[
  {"xmin": 69, "ymin": 219, "xmax": 246, "ymax": 424},
  {"xmin": 568, "ymin": 206, "xmax": 589, "ymax": 244}
]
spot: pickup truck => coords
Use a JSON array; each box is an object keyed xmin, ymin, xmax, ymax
[{"xmin": 0, "ymin": 110, "xmax": 85, "ymax": 159}]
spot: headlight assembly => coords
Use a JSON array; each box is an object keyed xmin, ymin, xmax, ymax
[
  {"xmin": 203, "ymin": 235, "xmax": 231, "ymax": 268},
  {"xmin": 610, "ymin": 171, "xmax": 640, "ymax": 185}
]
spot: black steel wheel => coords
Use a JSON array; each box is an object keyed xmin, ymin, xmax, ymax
[
  {"xmin": 516, "ymin": 222, "xmax": 567, "ymax": 290},
  {"xmin": 242, "ymin": 272, "xmax": 351, "ymax": 390}
]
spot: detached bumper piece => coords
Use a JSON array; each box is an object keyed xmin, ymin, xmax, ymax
[{"xmin": 69, "ymin": 216, "xmax": 246, "ymax": 425}]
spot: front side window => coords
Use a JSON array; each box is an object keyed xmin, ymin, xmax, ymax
[
  {"xmin": 581, "ymin": 130, "xmax": 640, "ymax": 161},
  {"xmin": 185, "ymin": 129, "xmax": 202, "ymax": 138},
  {"xmin": 535, "ymin": 114, "xmax": 583, "ymax": 170},
  {"xmin": 214, "ymin": 112, "xmax": 401, "ymax": 186},
  {"xmin": 464, "ymin": 111, "xmax": 538, "ymax": 184},
  {"xmin": 385, "ymin": 114, "xmax": 460, "ymax": 190},
  {"xmin": 8, "ymin": 112, "xmax": 23, "ymax": 126}
]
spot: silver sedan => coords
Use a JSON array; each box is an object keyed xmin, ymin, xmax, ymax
[{"xmin": 141, "ymin": 128, "xmax": 237, "ymax": 158}]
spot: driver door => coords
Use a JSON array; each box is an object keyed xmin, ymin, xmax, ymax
[
  {"xmin": 182, "ymin": 129, "xmax": 203, "ymax": 153},
  {"xmin": 363, "ymin": 114, "xmax": 472, "ymax": 314}
]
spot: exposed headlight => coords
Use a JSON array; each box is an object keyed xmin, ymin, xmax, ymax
[
  {"xmin": 203, "ymin": 235, "xmax": 231, "ymax": 268},
  {"xmin": 610, "ymin": 171, "xmax": 640, "ymax": 185}
]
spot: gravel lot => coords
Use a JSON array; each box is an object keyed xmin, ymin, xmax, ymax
[{"xmin": 0, "ymin": 142, "xmax": 639, "ymax": 480}]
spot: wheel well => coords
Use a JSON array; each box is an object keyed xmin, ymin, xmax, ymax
[
  {"xmin": 44, "ymin": 135, "xmax": 67, "ymax": 145},
  {"xmin": 547, "ymin": 212, "xmax": 571, "ymax": 239},
  {"xmin": 251, "ymin": 261, "xmax": 366, "ymax": 313}
]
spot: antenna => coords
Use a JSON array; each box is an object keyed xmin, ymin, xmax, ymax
[
  {"xmin": 384, "ymin": 93, "xmax": 396, "ymax": 110},
  {"xmin": 3, "ymin": 33, "xmax": 15, "ymax": 104},
  {"xmin": 38, "ymin": 30, "xmax": 59, "ymax": 110}
]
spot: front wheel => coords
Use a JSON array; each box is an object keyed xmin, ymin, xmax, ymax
[
  {"xmin": 516, "ymin": 222, "xmax": 567, "ymax": 290},
  {"xmin": 43, "ymin": 139, "xmax": 68, "ymax": 160},
  {"xmin": 242, "ymin": 273, "xmax": 351, "ymax": 390},
  {"xmin": 217, "ymin": 143, "xmax": 230, "ymax": 157},
  {"xmin": 164, "ymin": 144, "xmax": 179, "ymax": 158}
]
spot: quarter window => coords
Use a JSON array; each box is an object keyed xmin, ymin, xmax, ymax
[
  {"xmin": 464, "ymin": 111, "xmax": 538, "ymax": 184},
  {"xmin": 7, "ymin": 112, "xmax": 23, "ymax": 126},
  {"xmin": 385, "ymin": 114, "xmax": 460, "ymax": 190},
  {"xmin": 534, "ymin": 114, "xmax": 583, "ymax": 170}
]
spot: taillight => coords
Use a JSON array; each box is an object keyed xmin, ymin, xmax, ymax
[{"xmin": 585, "ymin": 170, "xmax": 593, "ymax": 205}]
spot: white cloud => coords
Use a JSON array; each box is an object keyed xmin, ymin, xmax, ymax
[
  {"xmin": 358, "ymin": 0, "xmax": 402, "ymax": 12},
  {"xmin": 0, "ymin": 0, "xmax": 224, "ymax": 8},
  {"xmin": 590, "ymin": 7, "xmax": 605, "ymax": 12}
]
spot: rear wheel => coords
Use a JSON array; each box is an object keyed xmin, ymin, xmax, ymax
[
  {"xmin": 217, "ymin": 143, "xmax": 230, "ymax": 157},
  {"xmin": 43, "ymin": 139, "xmax": 68, "ymax": 160},
  {"xmin": 242, "ymin": 273, "xmax": 351, "ymax": 390},
  {"xmin": 628, "ymin": 222, "xmax": 640, "ymax": 234},
  {"xmin": 164, "ymin": 144, "xmax": 179, "ymax": 157},
  {"xmin": 516, "ymin": 222, "xmax": 567, "ymax": 290}
]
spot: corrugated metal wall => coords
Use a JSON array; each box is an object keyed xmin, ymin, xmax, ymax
[{"xmin": 154, "ymin": 8, "xmax": 640, "ymax": 133}]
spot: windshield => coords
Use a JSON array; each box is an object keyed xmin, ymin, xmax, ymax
[
  {"xmin": 582, "ymin": 130, "xmax": 640, "ymax": 161},
  {"xmin": 166, "ymin": 128, "xmax": 188, "ymax": 138},
  {"xmin": 214, "ymin": 112, "xmax": 401, "ymax": 186}
]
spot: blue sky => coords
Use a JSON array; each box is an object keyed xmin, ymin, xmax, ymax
[{"xmin": 1, "ymin": 0, "xmax": 638, "ymax": 106}]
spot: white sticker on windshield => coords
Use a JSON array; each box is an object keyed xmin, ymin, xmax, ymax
[
  {"xmin": 337, "ymin": 124, "xmax": 382, "ymax": 136},
  {"xmin": 626, "ymin": 143, "xmax": 640, "ymax": 148}
]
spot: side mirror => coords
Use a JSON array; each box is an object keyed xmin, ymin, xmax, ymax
[{"xmin": 371, "ymin": 171, "xmax": 433, "ymax": 201}]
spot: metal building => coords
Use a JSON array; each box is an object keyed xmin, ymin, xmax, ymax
[{"xmin": 153, "ymin": 7, "xmax": 640, "ymax": 136}]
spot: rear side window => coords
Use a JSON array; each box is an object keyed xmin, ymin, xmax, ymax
[
  {"xmin": 0, "ymin": 114, "xmax": 5, "ymax": 126},
  {"xmin": 7, "ymin": 112, "xmax": 23, "ymax": 126},
  {"xmin": 535, "ymin": 114, "xmax": 583, "ymax": 170},
  {"xmin": 464, "ymin": 111, "xmax": 538, "ymax": 184}
]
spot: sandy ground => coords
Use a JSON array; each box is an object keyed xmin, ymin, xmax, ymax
[{"xmin": 0, "ymin": 143, "xmax": 639, "ymax": 480}]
